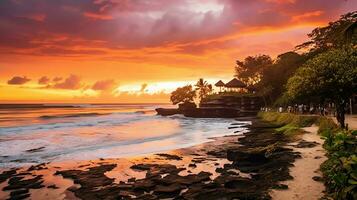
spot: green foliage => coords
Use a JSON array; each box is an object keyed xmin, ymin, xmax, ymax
[
  {"xmin": 321, "ymin": 130, "xmax": 357, "ymax": 200},
  {"xmin": 284, "ymin": 47, "xmax": 357, "ymax": 127},
  {"xmin": 170, "ymin": 85, "xmax": 196, "ymax": 105},
  {"xmin": 317, "ymin": 117, "xmax": 339, "ymax": 135},
  {"xmin": 235, "ymin": 54, "xmax": 273, "ymax": 85},
  {"xmin": 257, "ymin": 52, "xmax": 308, "ymax": 105}
]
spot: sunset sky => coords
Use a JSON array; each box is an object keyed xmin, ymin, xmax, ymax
[{"xmin": 0, "ymin": 0, "xmax": 356, "ymax": 103}]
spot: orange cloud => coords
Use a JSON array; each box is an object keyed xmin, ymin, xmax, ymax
[
  {"xmin": 7, "ymin": 76, "xmax": 31, "ymax": 85},
  {"xmin": 38, "ymin": 76, "xmax": 50, "ymax": 85},
  {"xmin": 292, "ymin": 11, "xmax": 324, "ymax": 22},
  {"xmin": 52, "ymin": 75, "xmax": 83, "ymax": 90},
  {"xmin": 92, "ymin": 79, "xmax": 117, "ymax": 91}
]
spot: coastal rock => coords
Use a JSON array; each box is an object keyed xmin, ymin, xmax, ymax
[
  {"xmin": 155, "ymin": 153, "xmax": 182, "ymax": 160},
  {"xmin": 155, "ymin": 108, "xmax": 181, "ymax": 116},
  {"xmin": 294, "ymin": 140, "xmax": 319, "ymax": 148},
  {"xmin": 27, "ymin": 163, "xmax": 47, "ymax": 171},
  {"xmin": 188, "ymin": 163, "xmax": 197, "ymax": 168},
  {"xmin": 272, "ymin": 184, "xmax": 289, "ymax": 190},
  {"xmin": 0, "ymin": 169, "xmax": 17, "ymax": 184},
  {"xmin": 312, "ymin": 176, "xmax": 324, "ymax": 182},
  {"xmin": 3, "ymin": 175, "xmax": 44, "ymax": 190},
  {"xmin": 47, "ymin": 184, "xmax": 59, "ymax": 189},
  {"xmin": 153, "ymin": 183, "xmax": 184, "ymax": 196},
  {"xmin": 55, "ymin": 164, "xmax": 117, "ymax": 199}
]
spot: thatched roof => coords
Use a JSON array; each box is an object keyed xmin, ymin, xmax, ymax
[
  {"xmin": 215, "ymin": 80, "xmax": 225, "ymax": 87},
  {"xmin": 225, "ymin": 78, "xmax": 246, "ymax": 88}
]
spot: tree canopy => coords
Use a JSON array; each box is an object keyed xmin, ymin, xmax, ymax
[
  {"xmin": 170, "ymin": 85, "xmax": 196, "ymax": 105},
  {"xmin": 257, "ymin": 51, "xmax": 307, "ymax": 104},
  {"xmin": 296, "ymin": 11, "xmax": 357, "ymax": 52},
  {"xmin": 284, "ymin": 47, "xmax": 357, "ymax": 127},
  {"xmin": 195, "ymin": 78, "xmax": 212, "ymax": 102},
  {"xmin": 235, "ymin": 54, "xmax": 273, "ymax": 85}
]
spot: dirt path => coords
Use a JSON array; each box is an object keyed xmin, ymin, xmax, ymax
[{"xmin": 270, "ymin": 125, "xmax": 327, "ymax": 200}]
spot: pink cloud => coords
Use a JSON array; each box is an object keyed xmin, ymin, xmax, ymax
[{"xmin": 0, "ymin": 0, "xmax": 354, "ymax": 56}]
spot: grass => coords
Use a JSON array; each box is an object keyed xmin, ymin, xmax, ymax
[{"xmin": 258, "ymin": 112, "xmax": 319, "ymax": 136}]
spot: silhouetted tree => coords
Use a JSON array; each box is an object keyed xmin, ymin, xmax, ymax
[
  {"xmin": 195, "ymin": 78, "xmax": 212, "ymax": 102},
  {"xmin": 170, "ymin": 85, "xmax": 196, "ymax": 105},
  {"xmin": 235, "ymin": 55, "xmax": 273, "ymax": 85},
  {"xmin": 296, "ymin": 11, "xmax": 357, "ymax": 52}
]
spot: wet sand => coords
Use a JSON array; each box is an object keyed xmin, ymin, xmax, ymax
[{"xmin": 0, "ymin": 118, "xmax": 321, "ymax": 199}]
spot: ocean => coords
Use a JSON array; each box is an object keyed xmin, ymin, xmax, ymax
[{"xmin": 0, "ymin": 104, "xmax": 247, "ymax": 168}]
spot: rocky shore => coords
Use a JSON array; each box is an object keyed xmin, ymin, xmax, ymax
[{"xmin": 0, "ymin": 117, "xmax": 319, "ymax": 200}]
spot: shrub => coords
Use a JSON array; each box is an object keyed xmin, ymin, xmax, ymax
[
  {"xmin": 318, "ymin": 117, "xmax": 339, "ymax": 135},
  {"xmin": 321, "ymin": 130, "xmax": 357, "ymax": 200}
]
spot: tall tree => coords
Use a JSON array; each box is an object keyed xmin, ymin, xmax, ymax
[
  {"xmin": 235, "ymin": 55, "xmax": 273, "ymax": 85},
  {"xmin": 257, "ymin": 51, "xmax": 307, "ymax": 104},
  {"xmin": 195, "ymin": 78, "xmax": 212, "ymax": 102},
  {"xmin": 284, "ymin": 47, "xmax": 357, "ymax": 128}
]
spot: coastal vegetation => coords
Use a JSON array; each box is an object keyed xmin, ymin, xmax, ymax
[
  {"xmin": 321, "ymin": 129, "xmax": 357, "ymax": 200},
  {"xmin": 283, "ymin": 47, "xmax": 357, "ymax": 128},
  {"xmin": 258, "ymin": 111, "xmax": 357, "ymax": 199},
  {"xmin": 237, "ymin": 11, "xmax": 357, "ymax": 129},
  {"xmin": 169, "ymin": 78, "xmax": 213, "ymax": 106},
  {"xmin": 194, "ymin": 78, "xmax": 212, "ymax": 102}
]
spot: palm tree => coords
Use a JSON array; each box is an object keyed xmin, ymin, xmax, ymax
[{"xmin": 195, "ymin": 78, "xmax": 212, "ymax": 101}]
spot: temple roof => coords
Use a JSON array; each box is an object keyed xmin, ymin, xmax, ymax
[
  {"xmin": 225, "ymin": 78, "xmax": 246, "ymax": 88},
  {"xmin": 214, "ymin": 80, "xmax": 225, "ymax": 87}
]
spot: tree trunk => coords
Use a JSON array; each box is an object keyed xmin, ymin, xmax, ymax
[{"xmin": 335, "ymin": 100, "xmax": 346, "ymax": 129}]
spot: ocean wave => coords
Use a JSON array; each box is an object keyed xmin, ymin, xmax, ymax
[
  {"xmin": 39, "ymin": 112, "xmax": 109, "ymax": 119},
  {"xmin": 0, "ymin": 112, "xmax": 149, "ymax": 135}
]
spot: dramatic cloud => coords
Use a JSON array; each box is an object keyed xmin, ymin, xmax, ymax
[
  {"xmin": 0, "ymin": 0, "xmax": 353, "ymax": 56},
  {"xmin": 38, "ymin": 76, "xmax": 50, "ymax": 85},
  {"xmin": 0, "ymin": 0, "xmax": 355, "ymax": 103},
  {"xmin": 92, "ymin": 79, "xmax": 116, "ymax": 91},
  {"xmin": 7, "ymin": 76, "xmax": 31, "ymax": 85},
  {"xmin": 53, "ymin": 75, "xmax": 82, "ymax": 90}
]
